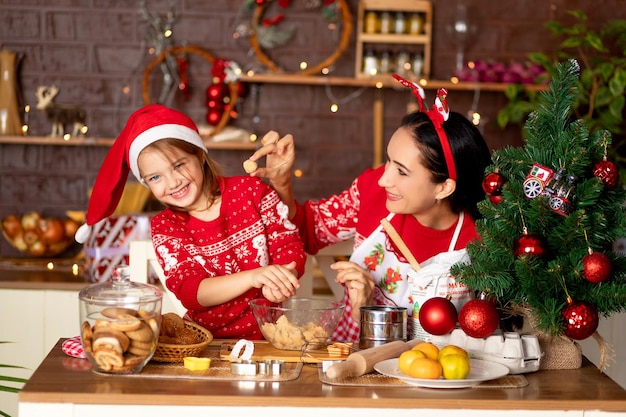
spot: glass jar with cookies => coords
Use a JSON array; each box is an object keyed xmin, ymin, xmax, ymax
[{"xmin": 78, "ymin": 265, "xmax": 162, "ymax": 374}]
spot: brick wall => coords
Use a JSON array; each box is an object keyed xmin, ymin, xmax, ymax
[{"xmin": 0, "ymin": 0, "xmax": 620, "ymax": 257}]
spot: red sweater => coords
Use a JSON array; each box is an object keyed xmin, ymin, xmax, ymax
[
  {"xmin": 151, "ymin": 176, "xmax": 306, "ymax": 339},
  {"xmin": 291, "ymin": 166, "xmax": 478, "ymax": 342}
]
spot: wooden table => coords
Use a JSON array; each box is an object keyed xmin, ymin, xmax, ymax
[{"xmin": 19, "ymin": 339, "xmax": 626, "ymax": 417}]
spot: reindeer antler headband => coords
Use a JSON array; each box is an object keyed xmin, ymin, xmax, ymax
[{"xmin": 392, "ymin": 74, "xmax": 456, "ymax": 181}]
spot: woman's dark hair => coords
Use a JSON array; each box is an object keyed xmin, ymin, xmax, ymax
[
  {"xmin": 400, "ymin": 111, "xmax": 492, "ymax": 220},
  {"xmin": 141, "ymin": 138, "xmax": 222, "ymax": 211}
]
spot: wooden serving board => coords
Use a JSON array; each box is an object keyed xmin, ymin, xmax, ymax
[{"xmin": 219, "ymin": 341, "xmax": 351, "ymax": 363}]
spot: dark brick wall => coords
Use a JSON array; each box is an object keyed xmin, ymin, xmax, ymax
[{"xmin": 0, "ymin": 0, "xmax": 621, "ymax": 256}]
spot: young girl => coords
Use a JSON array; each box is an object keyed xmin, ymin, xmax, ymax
[
  {"xmin": 76, "ymin": 104, "xmax": 306, "ymax": 339},
  {"xmin": 248, "ymin": 78, "xmax": 492, "ymax": 342}
]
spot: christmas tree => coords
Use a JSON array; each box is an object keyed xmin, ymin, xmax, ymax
[{"xmin": 451, "ymin": 60, "xmax": 626, "ymax": 347}]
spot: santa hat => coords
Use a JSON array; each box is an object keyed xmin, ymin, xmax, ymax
[{"xmin": 74, "ymin": 104, "xmax": 208, "ymax": 244}]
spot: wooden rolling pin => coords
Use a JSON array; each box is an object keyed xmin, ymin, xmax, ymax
[{"xmin": 326, "ymin": 338, "xmax": 423, "ymax": 379}]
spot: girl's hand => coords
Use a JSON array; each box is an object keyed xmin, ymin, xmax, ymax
[
  {"xmin": 251, "ymin": 261, "xmax": 300, "ymax": 299},
  {"xmin": 331, "ymin": 261, "xmax": 375, "ymax": 321}
]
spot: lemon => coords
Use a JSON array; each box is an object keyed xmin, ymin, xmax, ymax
[
  {"xmin": 398, "ymin": 349, "xmax": 426, "ymax": 376},
  {"xmin": 439, "ymin": 353, "xmax": 470, "ymax": 380},
  {"xmin": 408, "ymin": 357, "xmax": 443, "ymax": 379},
  {"xmin": 183, "ymin": 357, "xmax": 211, "ymax": 371},
  {"xmin": 438, "ymin": 344, "xmax": 469, "ymax": 361},
  {"xmin": 412, "ymin": 341, "xmax": 440, "ymax": 361}
]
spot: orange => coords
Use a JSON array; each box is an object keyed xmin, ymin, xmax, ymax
[
  {"xmin": 439, "ymin": 353, "xmax": 470, "ymax": 380},
  {"xmin": 408, "ymin": 357, "xmax": 443, "ymax": 379},
  {"xmin": 398, "ymin": 349, "xmax": 426, "ymax": 376},
  {"xmin": 438, "ymin": 344, "xmax": 469, "ymax": 361},
  {"xmin": 412, "ymin": 341, "xmax": 439, "ymax": 361}
]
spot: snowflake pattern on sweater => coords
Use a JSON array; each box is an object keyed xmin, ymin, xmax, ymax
[{"xmin": 151, "ymin": 176, "xmax": 306, "ymax": 339}]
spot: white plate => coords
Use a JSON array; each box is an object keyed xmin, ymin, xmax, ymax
[{"xmin": 374, "ymin": 358, "xmax": 510, "ymax": 389}]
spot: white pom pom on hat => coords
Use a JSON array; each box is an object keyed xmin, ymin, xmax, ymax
[{"xmin": 74, "ymin": 104, "xmax": 208, "ymax": 244}]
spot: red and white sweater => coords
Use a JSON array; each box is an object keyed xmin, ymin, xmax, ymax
[
  {"xmin": 291, "ymin": 165, "xmax": 479, "ymax": 342},
  {"xmin": 151, "ymin": 176, "xmax": 306, "ymax": 339}
]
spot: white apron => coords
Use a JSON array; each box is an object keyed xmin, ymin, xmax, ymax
[{"xmin": 349, "ymin": 212, "xmax": 473, "ymax": 340}]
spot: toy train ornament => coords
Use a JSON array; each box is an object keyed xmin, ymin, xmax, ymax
[{"xmin": 523, "ymin": 163, "xmax": 578, "ymax": 216}]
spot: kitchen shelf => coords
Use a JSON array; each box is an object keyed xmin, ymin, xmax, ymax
[
  {"xmin": 239, "ymin": 73, "xmax": 546, "ymax": 93},
  {"xmin": 0, "ymin": 135, "xmax": 258, "ymax": 150}
]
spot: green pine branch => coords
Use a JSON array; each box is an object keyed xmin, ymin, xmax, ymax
[{"xmin": 452, "ymin": 59, "xmax": 626, "ymax": 337}]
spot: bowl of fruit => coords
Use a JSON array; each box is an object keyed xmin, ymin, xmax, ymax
[{"xmin": 1, "ymin": 211, "xmax": 81, "ymax": 257}]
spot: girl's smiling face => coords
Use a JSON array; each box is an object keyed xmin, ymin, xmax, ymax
[
  {"xmin": 378, "ymin": 126, "xmax": 454, "ymax": 227},
  {"xmin": 137, "ymin": 145, "xmax": 207, "ymax": 214}
]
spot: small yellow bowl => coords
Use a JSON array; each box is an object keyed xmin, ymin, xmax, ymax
[{"xmin": 183, "ymin": 357, "xmax": 211, "ymax": 371}]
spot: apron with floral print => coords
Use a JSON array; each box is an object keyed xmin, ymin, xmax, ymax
[{"xmin": 349, "ymin": 212, "xmax": 473, "ymax": 340}]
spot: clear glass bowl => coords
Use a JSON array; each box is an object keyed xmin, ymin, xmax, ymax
[
  {"xmin": 250, "ymin": 297, "xmax": 345, "ymax": 350},
  {"xmin": 78, "ymin": 266, "xmax": 162, "ymax": 374}
]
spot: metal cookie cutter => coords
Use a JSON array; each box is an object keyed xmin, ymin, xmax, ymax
[
  {"xmin": 231, "ymin": 360, "xmax": 258, "ymax": 376},
  {"xmin": 257, "ymin": 359, "xmax": 285, "ymax": 376}
]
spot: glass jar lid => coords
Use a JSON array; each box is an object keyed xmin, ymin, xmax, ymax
[{"xmin": 78, "ymin": 265, "xmax": 162, "ymax": 306}]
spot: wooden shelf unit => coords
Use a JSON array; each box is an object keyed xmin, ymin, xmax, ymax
[
  {"xmin": 0, "ymin": 135, "xmax": 258, "ymax": 150},
  {"xmin": 354, "ymin": 0, "xmax": 433, "ymax": 79}
]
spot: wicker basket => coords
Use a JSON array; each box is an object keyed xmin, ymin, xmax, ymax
[{"xmin": 152, "ymin": 321, "xmax": 213, "ymax": 363}]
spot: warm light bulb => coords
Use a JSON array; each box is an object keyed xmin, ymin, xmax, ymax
[
  {"xmin": 72, "ymin": 264, "xmax": 79, "ymax": 276},
  {"xmin": 47, "ymin": 262, "xmax": 54, "ymax": 270},
  {"xmin": 321, "ymin": 67, "xmax": 330, "ymax": 75},
  {"xmin": 375, "ymin": 81, "xmax": 383, "ymax": 89},
  {"xmin": 450, "ymin": 76, "xmax": 460, "ymax": 84},
  {"xmin": 300, "ymin": 61, "xmax": 308, "ymax": 70},
  {"xmin": 330, "ymin": 103, "xmax": 339, "ymax": 112},
  {"xmin": 164, "ymin": 29, "xmax": 172, "ymax": 38},
  {"xmin": 294, "ymin": 169, "xmax": 303, "ymax": 178},
  {"xmin": 63, "ymin": 134, "xmax": 71, "ymax": 141},
  {"xmin": 249, "ymin": 133, "xmax": 258, "ymax": 142},
  {"xmin": 246, "ymin": 70, "xmax": 256, "ymax": 77},
  {"xmin": 80, "ymin": 126, "xmax": 89, "ymax": 135},
  {"xmin": 471, "ymin": 112, "xmax": 481, "ymax": 125}
]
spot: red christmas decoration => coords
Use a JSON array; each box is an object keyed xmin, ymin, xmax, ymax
[
  {"xmin": 561, "ymin": 297, "xmax": 598, "ymax": 340},
  {"xmin": 582, "ymin": 251, "xmax": 612, "ymax": 283},
  {"xmin": 489, "ymin": 194, "xmax": 503, "ymax": 205},
  {"xmin": 458, "ymin": 298, "xmax": 500, "ymax": 338},
  {"xmin": 206, "ymin": 83, "xmax": 227, "ymax": 101},
  {"xmin": 514, "ymin": 230, "xmax": 547, "ymax": 258},
  {"xmin": 482, "ymin": 171, "xmax": 505, "ymax": 196},
  {"xmin": 206, "ymin": 109, "xmax": 223, "ymax": 126},
  {"xmin": 418, "ymin": 297, "xmax": 458, "ymax": 336},
  {"xmin": 593, "ymin": 158, "xmax": 619, "ymax": 189}
]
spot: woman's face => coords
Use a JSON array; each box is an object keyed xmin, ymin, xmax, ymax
[
  {"xmin": 137, "ymin": 146, "xmax": 206, "ymax": 213},
  {"xmin": 378, "ymin": 127, "xmax": 449, "ymax": 223}
]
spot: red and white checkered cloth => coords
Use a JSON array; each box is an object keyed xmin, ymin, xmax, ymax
[{"xmin": 62, "ymin": 336, "xmax": 86, "ymax": 359}]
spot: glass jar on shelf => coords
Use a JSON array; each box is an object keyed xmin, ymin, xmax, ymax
[
  {"xmin": 379, "ymin": 11, "xmax": 392, "ymax": 34},
  {"xmin": 408, "ymin": 12, "xmax": 425, "ymax": 35},
  {"xmin": 364, "ymin": 10, "xmax": 379, "ymax": 34},
  {"xmin": 394, "ymin": 11, "xmax": 406, "ymax": 34},
  {"xmin": 395, "ymin": 51, "xmax": 412, "ymax": 76},
  {"xmin": 362, "ymin": 49, "xmax": 379, "ymax": 76},
  {"xmin": 412, "ymin": 52, "xmax": 424, "ymax": 76},
  {"xmin": 379, "ymin": 50, "xmax": 392, "ymax": 74}
]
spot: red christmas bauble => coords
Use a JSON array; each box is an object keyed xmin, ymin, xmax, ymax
[
  {"xmin": 593, "ymin": 159, "xmax": 619, "ymax": 189},
  {"xmin": 482, "ymin": 172, "xmax": 506, "ymax": 196},
  {"xmin": 206, "ymin": 109, "xmax": 223, "ymax": 126},
  {"xmin": 206, "ymin": 83, "xmax": 228, "ymax": 101},
  {"xmin": 514, "ymin": 232, "xmax": 547, "ymax": 257},
  {"xmin": 206, "ymin": 99, "xmax": 223, "ymax": 110},
  {"xmin": 458, "ymin": 298, "xmax": 500, "ymax": 338},
  {"xmin": 418, "ymin": 297, "xmax": 458, "ymax": 336},
  {"xmin": 562, "ymin": 299, "xmax": 599, "ymax": 340},
  {"xmin": 489, "ymin": 194, "xmax": 503, "ymax": 205},
  {"xmin": 583, "ymin": 251, "xmax": 612, "ymax": 283}
]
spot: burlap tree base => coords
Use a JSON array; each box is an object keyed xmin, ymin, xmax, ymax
[{"xmin": 537, "ymin": 334, "xmax": 582, "ymax": 370}]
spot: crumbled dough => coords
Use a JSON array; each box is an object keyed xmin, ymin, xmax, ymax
[{"xmin": 261, "ymin": 315, "xmax": 329, "ymax": 350}]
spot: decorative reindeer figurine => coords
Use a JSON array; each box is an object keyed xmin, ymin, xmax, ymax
[{"xmin": 35, "ymin": 85, "xmax": 87, "ymax": 137}]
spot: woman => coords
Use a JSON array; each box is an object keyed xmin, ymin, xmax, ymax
[{"xmin": 248, "ymin": 79, "xmax": 492, "ymax": 342}]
